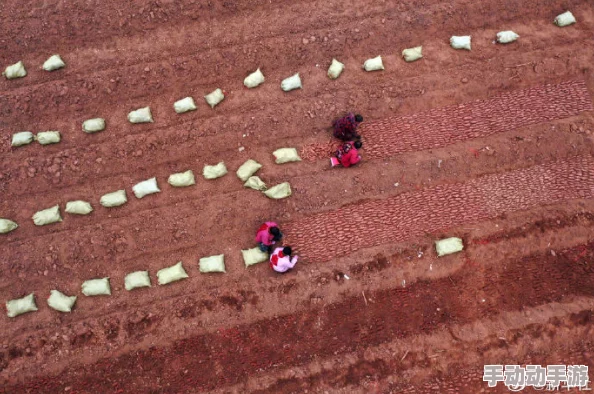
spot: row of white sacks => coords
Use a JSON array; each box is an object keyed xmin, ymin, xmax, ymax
[{"xmin": 0, "ymin": 150, "xmax": 301, "ymax": 233}]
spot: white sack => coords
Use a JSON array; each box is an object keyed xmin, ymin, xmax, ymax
[
  {"xmin": 273, "ymin": 148, "xmax": 301, "ymax": 164},
  {"xmin": 3, "ymin": 61, "xmax": 27, "ymax": 79},
  {"xmin": 82, "ymin": 118, "xmax": 106, "ymax": 133},
  {"xmin": 244, "ymin": 176, "xmax": 267, "ymax": 191},
  {"xmin": 450, "ymin": 36, "xmax": 471, "ymax": 50},
  {"xmin": 125, "ymin": 271, "xmax": 151, "ymax": 290},
  {"xmin": 37, "ymin": 131, "xmax": 61, "ymax": 145},
  {"xmin": 244, "ymin": 68, "xmax": 265, "ymax": 88},
  {"xmin": 12, "ymin": 131, "xmax": 34, "ymax": 147},
  {"xmin": 43, "ymin": 55, "xmax": 66, "ymax": 71},
  {"xmin": 203, "ymin": 162, "xmax": 228, "ymax": 180},
  {"xmin": 65, "ymin": 200, "xmax": 93, "ymax": 215},
  {"xmin": 264, "ymin": 182, "xmax": 292, "ymax": 199},
  {"xmin": 6, "ymin": 294, "xmax": 37, "ymax": 318},
  {"xmin": 242, "ymin": 247, "xmax": 269, "ymax": 267},
  {"xmin": 168, "ymin": 170, "xmax": 196, "ymax": 187},
  {"xmin": 174, "ymin": 97, "xmax": 197, "ymax": 114},
  {"xmin": 47, "ymin": 290, "xmax": 77, "ymax": 313},
  {"xmin": 128, "ymin": 107, "xmax": 153, "ymax": 123},
  {"xmin": 363, "ymin": 56, "xmax": 384, "ymax": 71},
  {"xmin": 327, "ymin": 59, "xmax": 345, "ymax": 79},
  {"xmin": 435, "ymin": 237, "xmax": 464, "ymax": 257},
  {"xmin": 496, "ymin": 31, "xmax": 519, "ymax": 44},
  {"xmin": 133, "ymin": 177, "xmax": 161, "ymax": 199},
  {"xmin": 402, "ymin": 46, "xmax": 423, "ymax": 62},
  {"xmin": 554, "ymin": 11, "xmax": 576, "ymax": 27},
  {"xmin": 157, "ymin": 261, "xmax": 189, "ymax": 285},
  {"xmin": 32, "ymin": 205, "xmax": 62, "ymax": 226},
  {"xmin": 82, "ymin": 278, "xmax": 111, "ymax": 296},
  {"xmin": 199, "ymin": 254, "xmax": 226, "ymax": 273},
  {"xmin": 236, "ymin": 159, "xmax": 262, "ymax": 182},
  {"xmin": 100, "ymin": 189, "xmax": 127, "ymax": 207},
  {"xmin": 204, "ymin": 88, "xmax": 225, "ymax": 108},
  {"xmin": 0, "ymin": 218, "xmax": 18, "ymax": 234},
  {"xmin": 281, "ymin": 73, "xmax": 302, "ymax": 92}
]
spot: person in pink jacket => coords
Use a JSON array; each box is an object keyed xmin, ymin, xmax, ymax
[
  {"xmin": 255, "ymin": 221, "xmax": 283, "ymax": 253},
  {"xmin": 270, "ymin": 246, "xmax": 299, "ymax": 273}
]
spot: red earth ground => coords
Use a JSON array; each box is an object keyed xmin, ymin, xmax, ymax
[{"xmin": 1, "ymin": 0, "xmax": 593, "ymax": 392}]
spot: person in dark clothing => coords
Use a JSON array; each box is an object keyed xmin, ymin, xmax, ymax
[{"xmin": 332, "ymin": 113, "xmax": 363, "ymax": 141}]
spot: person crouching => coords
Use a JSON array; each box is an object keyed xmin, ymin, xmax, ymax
[
  {"xmin": 330, "ymin": 140, "xmax": 363, "ymax": 168},
  {"xmin": 270, "ymin": 246, "xmax": 299, "ymax": 273},
  {"xmin": 255, "ymin": 221, "xmax": 283, "ymax": 253}
]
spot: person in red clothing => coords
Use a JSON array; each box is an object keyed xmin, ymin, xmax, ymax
[
  {"xmin": 332, "ymin": 113, "xmax": 363, "ymax": 141},
  {"xmin": 330, "ymin": 140, "xmax": 363, "ymax": 168},
  {"xmin": 255, "ymin": 221, "xmax": 283, "ymax": 253}
]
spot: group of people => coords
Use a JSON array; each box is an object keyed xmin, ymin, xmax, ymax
[
  {"xmin": 255, "ymin": 221, "xmax": 298, "ymax": 273},
  {"xmin": 330, "ymin": 112, "xmax": 364, "ymax": 168}
]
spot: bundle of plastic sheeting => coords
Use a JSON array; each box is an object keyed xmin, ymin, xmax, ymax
[
  {"xmin": 47, "ymin": 290, "xmax": 77, "ymax": 312},
  {"xmin": 273, "ymin": 148, "xmax": 301, "ymax": 164},
  {"xmin": 174, "ymin": 97, "xmax": 197, "ymax": 114},
  {"xmin": 6, "ymin": 294, "xmax": 37, "ymax": 318},
  {"xmin": 203, "ymin": 162, "xmax": 228, "ymax": 180},
  {"xmin": 496, "ymin": 31, "xmax": 519, "ymax": 44},
  {"xmin": 435, "ymin": 237, "xmax": 464, "ymax": 257},
  {"xmin": 32, "ymin": 205, "xmax": 62, "ymax": 226},
  {"xmin": 402, "ymin": 46, "xmax": 423, "ymax": 62},
  {"xmin": 363, "ymin": 56, "xmax": 384, "ymax": 71},
  {"xmin": 242, "ymin": 247, "xmax": 269, "ymax": 267},
  {"xmin": 244, "ymin": 68, "xmax": 265, "ymax": 88},
  {"xmin": 42, "ymin": 55, "xmax": 66, "ymax": 71},
  {"xmin": 37, "ymin": 131, "xmax": 61, "ymax": 145},
  {"xmin": 281, "ymin": 73, "xmax": 302, "ymax": 91},
  {"xmin": 450, "ymin": 36, "xmax": 471, "ymax": 50},
  {"xmin": 125, "ymin": 271, "xmax": 151, "ymax": 290},
  {"xmin": 199, "ymin": 254, "xmax": 226, "ymax": 273},
  {"xmin": 264, "ymin": 182, "xmax": 292, "ymax": 199},
  {"xmin": 3, "ymin": 61, "xmax": 27, "ymax": 79},
  {"xmin": 128, "ymin": 107, "xmax": 153, "ymax": 123},
  {"xmin": 11, "ymin": 131, "xmax": 34, "ymax": 147},
  {"xmin": 168, "ymin": 170, "xmax": 196, "ymax": 187},
  {"xmin": 0, "ymin": 218, "xmax": 18, "ymax": 234},
  {"xmin": 82, "ymin": 278, "xmax": 111, "ymax": 296},
  {"xmin": 157, "ymin": 262, "xmax": 188, "ymax": 285},
  {"xmin": 554, "ymin": 11, "xmax": 576, "ymax": 27},
  {"xmin": 100, "ymin": 190, "xmax": 127, "ymax": 207},
  {"xmin": 65, "ymin": 200, "xmax": 93, "ymax": 215},
  {"xmin": 236, "ymin": 159, "xmax": 262, "ymax": 181},
  {"xmin": 244, "ymin": 176, "xmax": 267, "ymax": 191},
  {"xmin": 133, "ymin": 177, "xmax": 161, "ymax": 198},
  {"xmin": 82, "ymin": 118, "xmax": 106, "ymax": 133},
  {"xmin": 204, "ymin": 88, "xmax": 225, "ymax": 108},
  {"xmin": 327, "ymin": 59, "xmax": 345, "ymax": 79}
]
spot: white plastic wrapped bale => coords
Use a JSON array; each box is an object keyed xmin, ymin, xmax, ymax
[
  {"xmin": 496, "ymin": 31, "xmax": 519, "ymax": 44},
  {"xmin": 363, "ymin": 56, "xmax": 384, "ymax": 71},
  {"xmin": 281, "ymin": 73, "xmax": 302, "ymax": 92},
  {"xmin": 65, "ymin": 200, "xmax": 93, "ymax": 215},
  {"xmin": 554, "ymin": 11, "xmax": 576, "ymax": 27},
  {"xmin": 273, "ymin": 148, "xmax": 301, "ymax": 164},
  {"xmin": 450, "ymin": 36, "xmax": 471, "ymax": 50},
  {"xmin": 82, "ymin": 118, "xmax": 106, "ymax": 133},
  {"xmin": 37, "ymin": 131, "xmax": 61, "ymax": 145},
  {"xmin": 244, "ymin": 68, "xmax": 265, "ymax": 88},
  {"xmin": 12, "ymin": 131, "xmax": 34, "ymax": 147},
  {"xmin": 0, "ymin": 218, "xmax": 18, "ymax": 234},
  {"xmin": 204, "ymin": 88, "xmax": 225, "ymax": 108},
  {"xmin": 6, "ymin": 294, "xmax": 37, "ymax": 318},
  {"xmin": 242, "ymin": 247, "xmax": 269, "ymax": 267},
  {"xmin": 100, "ymin": 189, "xmax": 127, "ymax": 208},
  {"xmin": 174, "ymin": 97, "xmax": 197, "ymax": 114},
  {"xmin": 32, "ymin": 205, "xmax": 62, "ymax": 226},
  {"xmin": 82, "ymin": 278, "xmax": 111, "ymax": 296},
  {"xmin": 244, "ymin": 176, "xmax": 267, "ymax": 191},
  {"xmin": 3, "ymin": 61, "xmax": 27, "ymax": 79},
  {"xmin": 168, "ymin": 170, "xmax": 196, "ymax": 187},
  {"xmin": 47, "ymin": 290, "xmax": 77, "ymax": 313},
  {"xmin": 236, "ymin": 159, "xmax": 262, "ymax": 182},
  {"xmin": 43, "ymin": 55, "xmax": 66, "ymax": 71},
  {"xmin": 402, "ymin": 46, "xmax": 423, "ymax": 62},
  {"xmin": 125, "ymin": 271, "xmax": 151, "ymax": 290},
  {"xmin": 132, "ymin": 177, "xmax": 161, "ymax": 199},
  {"xmin": 264, "ymin": 182, "xmax": 292, "ymax": 199},
  {"xmin": 435, "ymin": 237, "xmax": 464, "ymax": 257},
  {"xmin": 327, "ymin": 59, "xmax": 345, "ymax": 79},
  {"xmin": 199, "ymin": 254, "xmax": 226, "ymax": 273},
  {"xmin": 157, "ymin": 261, "xmax": 189, "ymax": 285},
  {"xmin": 128, "ymin": 107, "xmax": 153, "ymax": 123},
  {"xmin": 203, "ymin": 162, "xmax": 228, "ymax": 180}
]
